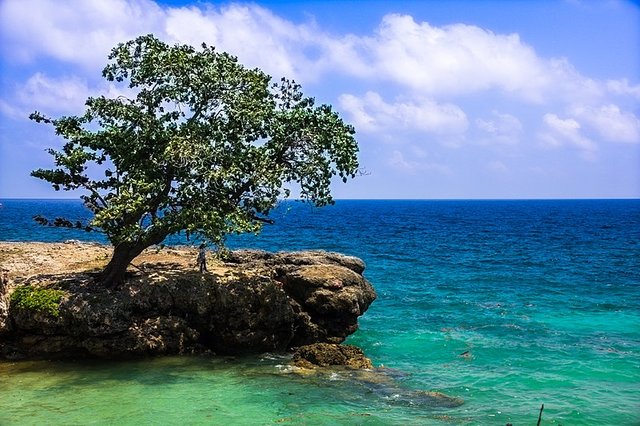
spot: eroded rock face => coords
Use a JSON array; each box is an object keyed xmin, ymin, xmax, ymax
[
  {"xmin": 0, "ymin": 272, "xmax": 10, "ymax": 334},
  {"xmin": 0, "ymin": 250, "xmax": 376, "ymax": 360},
  {"xmin": 282, "ymin": 264, "xmax": 375, "ymax": 346}
]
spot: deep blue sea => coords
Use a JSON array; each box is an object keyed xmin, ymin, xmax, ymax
[{"xmin": 1, "ymin": 199, "xmax": 639, "ymax": 425}]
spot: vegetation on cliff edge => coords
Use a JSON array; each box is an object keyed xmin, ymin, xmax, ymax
[{"xmin": 10, "ymin": 286, "xmax": 66, "ymax": 317}]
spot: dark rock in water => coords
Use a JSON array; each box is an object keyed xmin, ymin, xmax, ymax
[
  {"xmin": 409, "ymin": 391, "xmax": 465, "ymax": 408},
  {"xmin": 291, "ymin": 343, "xmax": 373, "ymax": 369},
  {"xmin": 0, "ymin": 250, "xmax": 376, "ymax": 360}
]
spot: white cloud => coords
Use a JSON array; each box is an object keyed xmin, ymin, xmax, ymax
[
  {"xmin": 389, "ymin": 150, "xmax": 452, "ymax": 174},
  {"xmin": 475, "ymin": 111, "xmax": 523, "ymax": 145},
  {"xmin": 0, "ymin": 1, "xmax": 329, "ymax": 117},
  {"xmin": 17, "ymin": 73, "xmax": 91, "ymax": 115},
  {"xmin": 545, "ymin": 58, "xmax": 603, "ymax": 103},
  {"xmin": 389, "ymin": 150, "xmax": 418, "ymax": 172},
  {"xmin": 2, "ymin": 72, "xmax": 142, "ymax": 119},
  {"xmin": 487, "ymin": 160, "xmax": 509, "ymax": 173},
  {"xmin": 1, "ymin": 0, "xmax": 637, "ymax": 163},
  {"xmin": 165, "ymin": 4, "xmax": 328, "ymax": 81},
  {"xmin": 356, "ymin": 15, "xmax": 550, "ymax": 101},
  {"xmin": 338, "ymin": 94, "xmax": 378, "ymax": 132},
  {"xmin": 1, "ymin": 1, "xmax": 636, "ymax": 107},
  {"xmin": 0, "ymin": 1, "xmax": 624, "ymax": 105},
  {"xmin": 339, "ymin": 91, "xmax": 468, "ymax": 143},
  {"xmin": 607, "ymin": 79, "xmax": 640, "ymax": 99},
  {"xmin": 321, "ymin": 14, "xmax": 612, "ymax": 105},
  {"xmin": 0, "ymin": 0, "xmax": 164, "ymax": 71},
  {"xmin": 570, "ymin": 104, "xmax": 640, "ymax": 144},
  {"xmin": 539, "ymin": 113, "xmax": 598, "ymax": 161},
  {"xmin": 0, "ymin": 0, "xmax": 328, "ymax": 82},
  {"xmin": 0, "ymin": 73, "xmax": 92, "ymax": 120}
]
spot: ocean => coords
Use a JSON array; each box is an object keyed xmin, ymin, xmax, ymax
[{"xmin": 1, "ymin": 199, "xmax": 639, "ymax": 425}]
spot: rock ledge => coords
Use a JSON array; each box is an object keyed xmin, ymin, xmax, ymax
[{"xmin": 0, "ymin": 247, "xmax": 376, "ymax": 360}]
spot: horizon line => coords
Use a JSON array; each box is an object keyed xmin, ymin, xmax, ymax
[{"xmin": 1, "ymin": 197, "xmax": 639, "ymax": 202}]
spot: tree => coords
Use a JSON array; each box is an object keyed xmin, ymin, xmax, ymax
[{"xmin": 30, "ymin": 35, "xmax": 359, "ymax": 288}]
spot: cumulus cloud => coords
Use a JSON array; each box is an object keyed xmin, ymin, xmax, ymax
[
  {"xmin": 570, "ymin": 104, "xmax": 640, "ymax": 144},
  {"xmin": 475, "ymin": 111, "xmax": 523, "ymax": 145},
  {"xmin": 339, "ymin": 92, "xmax": 468, "ymax": 143},
  {"xmin": 0, "ymin": 0, "xmax": 328, "ymax": 82},
  {"xmin": 0, "ymin": 1, "xmax": 625, "ymax": 104},
  {"xmin": 338, "ymin": 94, "xmax": 377, "ymax": 132},
  {"xmin": 18, "ymin": 73, "xmax": 91, "ymax": 114},
  {"xmin": 1, "ymin": 72, "xmax": 141, "ymax": 119},
  {"xmin": 0, "ymin": 1, "xmax": 331, "ymax": 116},
  {"xmin": 539, "ymin": 113, "xmax": 598, "ymax": 161},
  {"xmin": 1, "ymin": 0, "xmax": 637, "ymax": 168},
  {"xmin": 607, "ymin": 79, "xmax": 640, "ymax": 99},
  {"xmin": 0, "ymin": 0, "xmax": 164, "ymax": 71},
  {"xmin": 317, "ymin": 14, "xmax": 609, "ymax": 105},
  {"xmin": 389, "ymin": 150, "xmax": 452, "ymax": 174},
  {"xmin": 0, "ymin": 73, "xmax": 92, "ymax": 119},
  {"xmin": 350, "ymin": 15, "xmax": 551, "ymax": 101},
  {"xmin": 164, "ymin": 4, "xmax": 329, "ymax": 81}
]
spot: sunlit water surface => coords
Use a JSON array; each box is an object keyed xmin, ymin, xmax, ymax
[{"xmin": 1, "ymin": 199, "xmax": 639, "ymax": 425}]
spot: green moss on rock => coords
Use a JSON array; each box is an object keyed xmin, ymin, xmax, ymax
[{"xmin": 10, "ymin": 286, "xmax": 66, "ymax": 317}]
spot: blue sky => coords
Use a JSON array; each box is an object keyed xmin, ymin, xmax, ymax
[{"xmin": 1, "ymin": 0, "xmax": 638, "ymax": 199}]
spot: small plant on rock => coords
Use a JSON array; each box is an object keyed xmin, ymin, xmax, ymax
[{"xmin": 10, "ymin": 286, "xmax": 66, "ymax": 317}]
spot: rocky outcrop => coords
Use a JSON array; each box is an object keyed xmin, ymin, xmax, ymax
[
  {"xmin": 0, "ymin": 250, "xmax": 376, "ymax": 360},
  {"xmin": 225, "ymin": 250, "xmax": 366, "ymax": 275},
  {"xmin": 292, "ymin": 343, "xmax": 373, "ymax": 369}
]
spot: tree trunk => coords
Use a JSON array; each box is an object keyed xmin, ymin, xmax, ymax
[
  {"xmin": 99, "ymin": 242, "xmax": 146, "ymax": 289},
  {"xmin": 99, "ymin": 228, "xmax": 170, "ymax": 289}
]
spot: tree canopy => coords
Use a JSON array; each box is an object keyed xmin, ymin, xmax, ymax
[{"xmin": 31, "ymin": 34, "xmax": 359, "ymax": 287}]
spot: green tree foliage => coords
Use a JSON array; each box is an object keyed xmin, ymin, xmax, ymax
[{"xmin": 31, "ymin": 35, "xmax": 359, "ymax": 287}]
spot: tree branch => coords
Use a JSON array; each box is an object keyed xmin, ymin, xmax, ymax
[
  {"xmin": 80, "ymin": 181, "xmax": 109, "ymax": 209},
  {"xmin": 251, "ymin": 214, "xmax": 275, "ymax": 225}
]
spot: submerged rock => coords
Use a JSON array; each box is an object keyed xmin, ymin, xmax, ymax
[
  {"xmin": 409, "ymin": 391, "xmax": 465, "ymax": 408},
  {"xmin": 0, "ymin": 250, "xmax": 376, "ymax": 360},
  {"xmin": 282, "ymin": 358, "xmax": 464, "ymax": 410}
]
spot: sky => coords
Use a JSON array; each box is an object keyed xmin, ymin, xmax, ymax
[{"xmin": 0, "ymin": 0, "xmax": 639, "ymax": 199}]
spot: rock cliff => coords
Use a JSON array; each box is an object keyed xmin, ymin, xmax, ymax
[{"xmin": 0, "ymin": 248, "xmax": 376, "ymax": 360}]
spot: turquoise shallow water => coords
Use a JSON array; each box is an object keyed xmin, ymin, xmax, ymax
[{"xmin": 1, "ymin": 199, "xmax": 639, "ymax": 424}]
